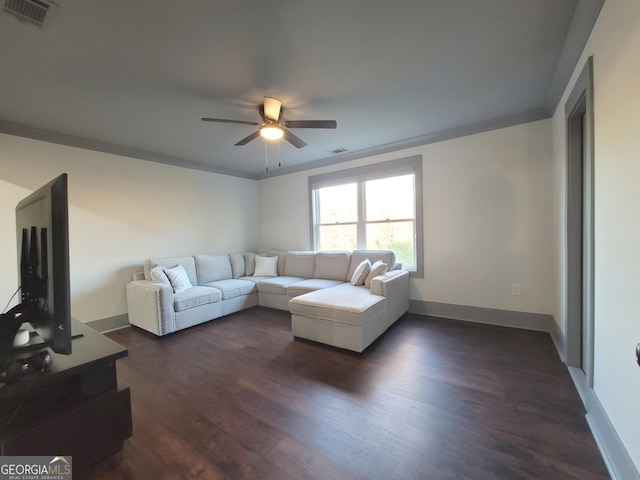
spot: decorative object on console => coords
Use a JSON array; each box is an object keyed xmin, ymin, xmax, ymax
[
  {"xmin": 12, "ymin": 327, "xmax": 30, "ymax": 347},
  {"xmin": 0, "ymin": 350, "xmax": 52, "ymax": 384},
  {"xmin": 0, "ymin": 305, "xmax": 24, "ymax": 360}
]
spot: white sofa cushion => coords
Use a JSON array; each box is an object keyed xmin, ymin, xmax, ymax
[
  {"xmin": 195, "ymin": 254, "xmax": 233, "ymax": 284},
  {"xmin": 257, "ymin": 276, "xmax": 306, "ymax": 295},
  {"xmin": 173, "ymin": 286, "xmax": 221, "ymax": 311},
  {"xmin": 244, "ymin": 252, "xmax": 257, "ymax": 275},
  {"xmin": 229, "ymin": 254, "xmax": 246, "ymax": 279},
  {"xmin": 254, "ymin": 255, "xmax": 278, "ymax": 277},
  {"xmin": 285, "ymin": 252, "xmax": 316, "ymax": 278},
  {"xmin": 314, "ymin": 251, "xmax": 351, "ymax": 281},
  {"xmin": 201, "ymin": 279, "xmax": 256, "ymax": 300},
  {"xmin": 286, "ymin": 278, "xmax": 345, "ymax": 296},
  {"xmin": 289, "ymin": 283, "xmax": 386, "ymax": 326}
]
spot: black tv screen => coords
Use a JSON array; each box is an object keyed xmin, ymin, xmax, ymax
[{"xmin": 15, "ymin": 173, "xmax": 72, "ymax": 355}]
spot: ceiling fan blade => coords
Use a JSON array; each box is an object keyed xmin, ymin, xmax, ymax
[
  {"xmin": 235, "ymin": 130, "xmax": 261, "ymax": 146},
  {"xmin": 284, "ymin": 120, "xmax": 337, "ymax": 129},
  {"xmin": 201, "ymin": 118, "xmax": 259, "ymax": 126},
  {"xmin": 282, "ymin": 128, "xmax": 307, "ymax": 149},
  {"xmin": 263, "ymin": 97, "xmax": 282, "ymax": 122}
]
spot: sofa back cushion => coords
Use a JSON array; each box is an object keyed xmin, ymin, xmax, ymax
[
  {"xmin": 195, "ymin": 254, "xmax": 233, "ymax": 284},
  {"xmin": 314, "ymin": 251, "xmax": 351, "ymax": 281},
  {"xmin": 146, "ymin": 256, "xmax": 198, "ymax": 286},
  {"xmin": 347, "ymin": 250, "xmax": 396, "ymax": 279},
  {"xmin": 285, "ymin": 251, "xmax": 316, "ymax": 278},
  {"xmin": 229, "ymin": 253, "xmax": 246, "ymax": 279},
  {"xmin": 244, "ymin": 252, "xmax": 257, "ymax": 276}
]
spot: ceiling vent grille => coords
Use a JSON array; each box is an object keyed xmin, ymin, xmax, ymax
[
  {"xmin": 4, "ymin": 0, "xmax": 49, "ymax": 26},
  {"xmin": 329, "ymin": 147, "xmax": 348, "ymax": 155}
]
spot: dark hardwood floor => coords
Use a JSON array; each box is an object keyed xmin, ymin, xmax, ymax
[{"xmin": 81, "ymin": 308, "xmax": 609, "ymax": 480}]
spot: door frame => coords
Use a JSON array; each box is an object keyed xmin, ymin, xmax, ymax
[{"xmin": 565, "ymin": 56, "xmax": 595, "ymax": 402}]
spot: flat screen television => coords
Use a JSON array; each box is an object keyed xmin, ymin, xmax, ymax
[{"xmin": 13, "ymin": 173, "xmax": 72, "ymax": 355}]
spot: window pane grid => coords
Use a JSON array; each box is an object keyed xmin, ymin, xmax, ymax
[
  {"xmin": 365, "ymin": 174, "xmax": 414, "ymax": 222},
  {"xmin": 318, "ymin": 224, "xmax": 357, "ymax": 251},
  {"xmin": 365, "ymin": 220, "xmax": 416, "ymax": 269},
  {"xmin": 365, "ymin": 218, "xmax": 414, "ymax": 225},
  {"xmin": 317, "ymin": 222, "xmax": 357, "ymax": 227},
  {"xmin": 311, "ymin": 161, "xmax": 419, "ymax": 273}
]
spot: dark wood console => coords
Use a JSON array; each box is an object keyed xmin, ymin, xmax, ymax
[{"xmin": 0, "ymin": 319, "xmax": 132, "ymax": 471}]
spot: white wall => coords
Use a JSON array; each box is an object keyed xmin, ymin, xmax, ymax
[
  {"xmin": 552, "ymin": 0, "xmax": 640, "ymax": 470},
  {"xmin": 260, "ymin": 119, "xmax": 555, "ymax": 318},
  {"xmin": 0, "ymin": 133, "xmax": 259, "ymax": 322}
]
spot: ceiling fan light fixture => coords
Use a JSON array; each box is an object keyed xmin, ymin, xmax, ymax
[
  {"xmin": 259, "ymin": 124, "xmax": 284, "ymax": 140},
  {"xmin": 203, "ymin": 97, "xmax": 335, "ymax": 149}
]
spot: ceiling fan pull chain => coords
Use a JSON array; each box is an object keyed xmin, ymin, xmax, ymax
[{"xmin": 265, "ymin": 141, "xmax": 269, "ymax": 172}]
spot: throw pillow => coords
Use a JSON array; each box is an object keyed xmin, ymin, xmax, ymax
[
  {"xmin": 149, "ymin": 265, "xmax": 171, "ymax": 286},
  {"xmin": 253, "ymin": 255, "xmax": 278, "ymax": 277},
  {"xmin": 365, "ymin": 260, "xmax": 388, "ymax": 288},
  {"xmin": 163, "ymin": 264, "xmax": 193, "ymax": 293},
  {"xmin": 350, "ymin": 258, "xmax": 371, "ymax": 286}
]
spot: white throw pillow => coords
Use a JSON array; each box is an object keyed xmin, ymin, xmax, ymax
[
  {"xmin": 365, "ymin": 260, "xmax": 388, "ymax": 288},
  {"xmin": 149, "ymin": 265, "xmax": 171, "ymax": 286},
  {"xmin": 253, "ymin": 255, "xmax": 278, "ymax": 277},
  {"xmin": 350, "ymin": 258, "xmax": 371, "ymax": 286},
  {"xmin": 163, "ymin": 264, "xmax": 193, "ymax": 293}
]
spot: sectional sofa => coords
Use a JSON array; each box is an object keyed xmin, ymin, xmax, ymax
[{"xmin": 126, "ymin": 249, "xmax": 409, "ymax": 352}]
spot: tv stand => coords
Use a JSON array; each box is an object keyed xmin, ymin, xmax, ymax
[{"xmin": 0, "ymin": 319, "xmax": 132, "ymax": 472}]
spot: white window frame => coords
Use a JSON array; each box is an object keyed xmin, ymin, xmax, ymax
[{"xmin": 308, "ymin": 155, "xmax": 423, "ymax": 277}]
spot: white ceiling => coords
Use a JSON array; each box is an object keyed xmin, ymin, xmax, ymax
[{"xmin": 0, "ymin": 0, "xmax": 603, "ymax": 179}]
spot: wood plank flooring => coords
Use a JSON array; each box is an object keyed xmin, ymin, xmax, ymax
[{"xmin": 80, "ymin": 308, "xmax": 609, "ymax": 479}]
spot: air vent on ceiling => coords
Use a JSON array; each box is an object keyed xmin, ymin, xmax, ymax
[
  {"xmin": 4, "ymin": 0, "xmax": 49, "ymax": 26},
  {"xmin": 328, "ymin": 147, "xmax": 348, "ymax": 155}
]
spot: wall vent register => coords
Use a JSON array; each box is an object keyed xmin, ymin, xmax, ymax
[{"xmin": 3, "ymin": 0, "xmax": 49, "ymax": 26}]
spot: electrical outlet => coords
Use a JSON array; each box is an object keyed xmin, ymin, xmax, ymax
[{"xmin": 511, "ymin": 283, "xmax": 522, "ymax": 296}]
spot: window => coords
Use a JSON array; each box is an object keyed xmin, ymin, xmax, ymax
[{"xmin": 309, "ymin": 156, "xmax": 423, "ymax": 276}]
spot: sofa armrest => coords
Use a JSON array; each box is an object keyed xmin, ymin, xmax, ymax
[
  {"xmin": 126, "ymin": 280, "xmax": 176, "ymax": 336},
  {"xmin": 371, "ymin": 270, "xmax": 410, "ymax": 317}
]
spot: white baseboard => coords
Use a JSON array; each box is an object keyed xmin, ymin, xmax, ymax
[
  {"xmin": 549, "ymin": 322, "xmax": 638, "ymax": 479},
  {"xmin": 85, "ymin": 314, "xmax": 130, "ymax": 333},
  {"xmin": 409, "ymin": 300, "xmax": 554, "ymax": 331},
  {"xmin": 548, "ymin": 315, "xmax": 566, "ymax": 362},
  {"xmin": 586, "ymin": 390, "xmax": 640, "ymax": 480}
]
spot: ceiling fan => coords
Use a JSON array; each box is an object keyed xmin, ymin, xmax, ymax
[{"xmin": 201, "ymin": 97, "xmax": 337, "ymax": 149}]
